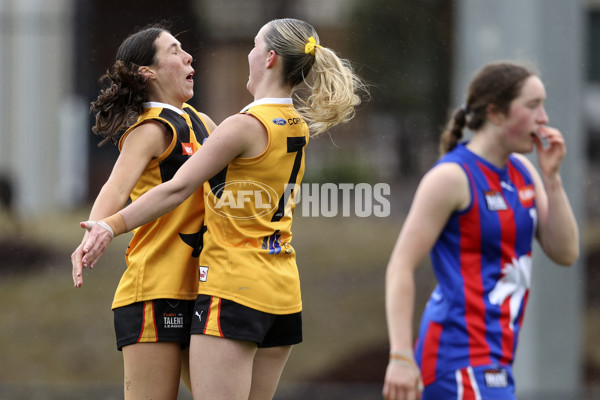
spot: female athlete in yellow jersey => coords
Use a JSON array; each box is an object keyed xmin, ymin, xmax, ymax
[
  {"xmin": 70, "ymin": 23, "xmax": 216, "ymax": 400},
  {"xmin": 80, "ymin": 18, "xmax": 367, "ymax": 399}
]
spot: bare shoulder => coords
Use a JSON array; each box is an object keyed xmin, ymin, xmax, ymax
[
  {"xmin": 121, "ymin": 120, "xmax": 171, "ymax": 158},
  {"xmin": 212, "ymin": 113, "xmax": 267, "ymax": 156},
  {"xmin": 199, "ymin": 113, "xmax": 268, "ymax": 159},
  {"xmin": 125, "ymin": 119, "xmax": 168, "ymax": 138},
  {"xmin": 209, "ymin": 113, "xmax": 265, "ymax": 142},
  {"xmin": 418, "ymin": 162, "xmax": 470, "ymax": 211},
  {"xmin": 512, "ymin": 152, "xmax": 534, "ymax": 168},
  {"xmin": 198, "ymin": 112, "xmax": 218, "ymax": 131},
  {"xmin": 220, "ymin": 113, "xmax": 265, "ymax": 131},
  {"xmin": 424, "ymin": 162, "xmax": 468, "ymax": 187}
]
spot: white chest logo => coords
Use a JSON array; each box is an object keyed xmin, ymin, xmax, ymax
[
  {"xmin": 484, "ymin": 191, "xmax": 508, "ymax": 211},
  {"xmin": 488, "ymin": 254, "xmax": 532, "ymax": 330}
]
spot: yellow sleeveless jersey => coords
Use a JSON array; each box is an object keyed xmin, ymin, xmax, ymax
[
  {"xmin": 199, "ymin": 98, "xmax": 309, "ymax": 314},
  {"xmin": 112, "ymin": 102, "xmax": 210, "ymax": 309}
]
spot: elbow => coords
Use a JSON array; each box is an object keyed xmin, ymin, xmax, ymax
[
  {"xmin": 166, "ymin": 190, "xmax": 190, "ymax": 213},
  {"xmin": 166, "ymin": 180, "xmax": 194, "ymax": 210},
  {"xmin": 538, "ymin": 226, "xmax": 580, "ymax": 267},
  {"xmin": 385, "ymin": 258, "xmax": 417, "ymax": 285},
  {"xmin": 385, "ymin": 261, "xmax": 403, "ymax": 287},
  {"xmin": 173, "ymin": 190, "xmax": 189, "ymax": 207},
  {"xmin": 552, "ymin": 245, "xmax": 580, "ymax": 267},
  {"xmin": 563, "ymin": 247, "xmax": 580, "ymax": 267}
]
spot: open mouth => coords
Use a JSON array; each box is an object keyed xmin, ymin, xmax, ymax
[{"xmin": 186, "ymin": 71, "xmax": 194, "ymax": 82}]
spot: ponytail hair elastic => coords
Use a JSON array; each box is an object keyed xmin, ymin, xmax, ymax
[{"xmin": 304, "ymin": 36, "xmax": 322, "ymax": 56}]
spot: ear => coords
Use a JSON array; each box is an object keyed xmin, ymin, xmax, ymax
[
  {"xmin": 266, "ymin": 50, "xmax": 277, "ymax": 69},
  {"xmin": 486, "ymin": 103, "xmax": 505, "ymax": 126},
  {"xmin": 138, "ymin": 66, "xmax": 155, "ymax": 80}
]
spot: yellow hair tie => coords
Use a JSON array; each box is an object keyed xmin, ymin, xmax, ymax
[{"xmin": 304, "ymin": 36, "xmax": 321, "ymax": 56}]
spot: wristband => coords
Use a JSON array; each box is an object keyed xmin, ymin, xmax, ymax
[
  {"xmin": 390, "ymin": 351, "xmax": 418, "ymax": 368},
  {"xmin": 389, "ymin": 351, "xmax": 423, "ymax": 391},
  {"xmin": 101, "ymin": 213, "xmax": 127, "ymax": 237}
]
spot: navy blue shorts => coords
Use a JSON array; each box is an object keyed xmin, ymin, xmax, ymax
[
  {"xmin": 113, "ymin": 299, "xmax": 195, "ymax": 351},
  {"xmin": 422, "ymin": 365, "xmax": 516, "ymax": 400},
  {"xmin": 190, "ymin": 294, "xmax": 302, "ymax": 348}
]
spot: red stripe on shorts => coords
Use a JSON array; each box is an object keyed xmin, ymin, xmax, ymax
[{"xmin": 460, "ymin": 368, "xmax": 478, "ymax": 400}]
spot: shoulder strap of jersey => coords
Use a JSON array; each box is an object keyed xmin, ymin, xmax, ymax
[
  {"xmin": 118, "ymin": 114, "xmax": 173, "ymax": 151},
  {"xmin": 183, "ymin": 105, "xmax": 210, "ymax": 143}
]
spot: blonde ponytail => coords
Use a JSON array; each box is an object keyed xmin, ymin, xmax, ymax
[
  {"xmin": 296, "ymin": 46, "xmax": 366, "ymax": 136},
  {"xmin": 264, "ymin": 18, "xmax": 368, "ymax": 137}
]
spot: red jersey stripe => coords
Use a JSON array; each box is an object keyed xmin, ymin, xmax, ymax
[
  {"xmin": 479, "ymin": 162, "xmax": 517, "ymax": 364},
  {"xmin": 421, "ymin": 321, "xmax": 443, "ymax": 385},
  {"xmin": 460, "ymin": 166, "xmax": 492, "ymax": 366}
]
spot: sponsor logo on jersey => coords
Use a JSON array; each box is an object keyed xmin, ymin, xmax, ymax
[
  {"xmin": 500, "ymin": 181, "xmax": 515, "ymax": 192},
  {"xmin": 182, "ymin": 142, "xmax": 194, "ymax": 155},
  {"xmin": 518, "ymin": 184, "xmax": 535, "ymax": 207},
  {"xmin": 287, "ymin": 117, "xmax": 305, "ymax": 126},
  {"xmin": 488, "ymin": 254, "xmax": 532, "ymax": 330},
  {"xmin": 163, "ymin": 312, "xmax": 184, "ymax": 328},
  {"xmin": 484, "ymin": 191, "xmax": 508, "ymax": 211},
  {"xmin": 272, "ymin": 118, "xmax": 287, "ymax": 126},
  {"xmin": 484, "ymin": 369, "xmax": 508, "ymax": 388},
  {"xmin": 199, "ymin": 266, "xmax": 208, "ymax": 282}
]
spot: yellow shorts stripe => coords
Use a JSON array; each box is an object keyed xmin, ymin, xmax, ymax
[
  {"xmin": 204, "ymin": 296, "xmax": 224, "ymax": 337},
  {"xmin": 137, "ymin": 300, "xmax": 158, "ymax": 343}
]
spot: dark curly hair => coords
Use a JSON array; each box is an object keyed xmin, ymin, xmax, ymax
[{"xmin": 90, "ymin": 24, "xmax": 169, "ymax": 146}]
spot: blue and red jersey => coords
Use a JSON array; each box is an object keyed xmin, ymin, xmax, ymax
[{"xmin": 415, "ymin": 143, "xmax": 537, "ymax": 386}]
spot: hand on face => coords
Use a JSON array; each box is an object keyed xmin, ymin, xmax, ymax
[{"xmin": 531, "ymin": 125, "xmax": 566, "ymax": 178}]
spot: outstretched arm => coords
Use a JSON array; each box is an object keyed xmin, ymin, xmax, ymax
[
  {"xmin": 81, "ymin": 113, "xmax": 268, "ymax": 267},
  {"xmin": 72, "ymin": 121, "xmax": 171, "ymax": 286}
]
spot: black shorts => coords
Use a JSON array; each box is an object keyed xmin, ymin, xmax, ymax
[
  {"xmin": 190, "ymin": 295, "xmax": 302, "ymax": 348},
  {"xmin": 113, "ymin": 299, "xmax": 195, "ymax": 351}
]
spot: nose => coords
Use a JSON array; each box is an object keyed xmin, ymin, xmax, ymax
[
  {"xmin": 184, "ymin": 50, "xmax": 193, "ymax": 64},
  {"xmin": 537, "ymin": 106, "xmax": 549, "ymax": 125}
]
